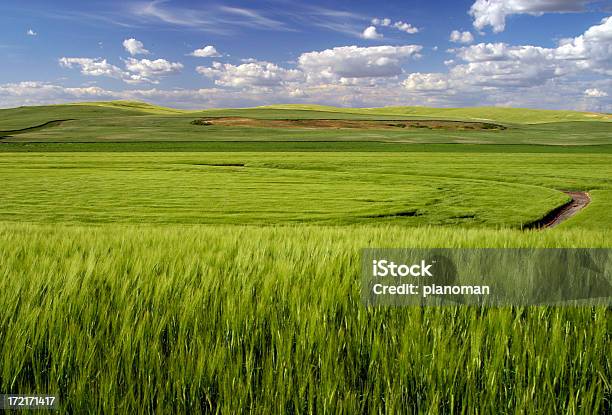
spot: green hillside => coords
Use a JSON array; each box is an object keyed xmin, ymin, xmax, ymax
[
  {"xmin": 260, "ymin": 104, "xmax": 612, "ymax": 124},
  {"xmin": 71, "ymin": 100, "xmax": 190, "ymax": 114},
  {"xmin": 0, "ymin": 102, "xmax": 165, "ymax": 130},
  {"xmin": 1, "ymin": 101, "xmax": 611, "ymax": 146},
  {"xmin": 1, "ymin": 101, "xmax": 610, "ymax": 132}
]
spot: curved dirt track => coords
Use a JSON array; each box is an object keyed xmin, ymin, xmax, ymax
[{"xmin": 526, "ymin": 191, "xmax": 590, "ymax": 229}]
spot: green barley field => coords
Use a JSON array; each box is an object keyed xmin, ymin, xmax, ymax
[{"xmin": 0, "ymin": 101, "xmax": 611, "ymax": 413}]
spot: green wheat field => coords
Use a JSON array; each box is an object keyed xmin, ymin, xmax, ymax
[{"xmin": 0, "ymin": 101, "xmax": 611, "ymax": 413}]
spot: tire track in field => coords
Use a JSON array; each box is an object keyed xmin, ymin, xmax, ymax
[{"xmin": 251, "ymin": 164, "xmax": 587, "ymax": 227}]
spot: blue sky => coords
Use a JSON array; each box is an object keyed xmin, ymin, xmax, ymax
[{"xmin": 1, "ymin": 0, "xmax": 610, "ymax": 110}]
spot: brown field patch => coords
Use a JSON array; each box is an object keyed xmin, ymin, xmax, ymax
[{"xmin": 190, "ymin": 117, "xmax": 505, "ymax": 130}]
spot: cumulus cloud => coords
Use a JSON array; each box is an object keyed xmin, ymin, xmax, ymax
[
  {"xmin": 2, "ymin": 77, "xmax": 610, "ymax": 112},
  {"xmin": 59, "ymin": 56, "xmax": 183, "ymax": 84},
  {"xmin": 470, "ymin": 0, "xmax": 595, "ymax": 33},
  {"xmin": 370, "ymin": 18, "xmax": 419, "ymax": 35},
  {"xmin": 26, "ymin": 29, "xmax": 37, "ymax": 36},
  {"xmin": 196, "ymin": 60, "xmax": 303, "ymax": 88},
  {"xmin": 362, "ymin": 26, "xmax": 383, "ymax": 40},
  {"xmin": 123, "ymin": 38, "xmax": 150, "ymax": 56},
  {"xmin": 450, "ymin": 30, "xmax": 474, "ymax": 44},
  {"xmin": 584, "ymin": 88, "xmax": 608, "ymax": 97},
  {"xmin": 61, "ymin": 36, "xmax": 184, "ymax": 84},
  {"xmin": 123, "ymin": 58, "xmax": 184, "ymax": 83},
  {"xmin": 0, "ymin": 81, "xmax": 114, "ymax": 107},
  {"xmin": 394, "ymin": 21, "xmax": 419, "ymax": 34},
  {"xmin": 372, "ymin": 18, "xmax": 391, "ymax": 26},
  {"xmin": 450, "ymin": 60, "xmax": 558, "ymax": 88},
  {"xmin": 196, "ymin": 44, "xmax": 423, "ymax": 90},
  {"xmin": 403, "ymin": 73, "xmax": 451, "ymax": 91},
  {"xmin": 190, "ymin": 45, "xmax": 222, "ymax": 57},
  {"xmin": 451, "ymin": 15, "xmax": 612, "ymax": 85},
  {"xmin": 0, "ymin": 82, "xmax": 109, "ymax": 98},
  {"xmin": 15, "ymin": 14, "xmax": 612, "ymax": 113},
  {"xmin": 554, "ymin": 16, "xmax": 612, "ymax": 75},
  {"xmin": 59, "ymin": 57, "xmax": 126, "ymax": 79},
  {"xmin": 288, "ymin": 88, "xmax": 306, "ymax": 97},
  {"xmin": 298, "ymin": 45, "xmax": 422, "ymax": 81},
  {"xmin": 399, "ymin": 15, "xmax": 612, "ymax": 112},
  {"xmin": 446, "ymin": 41, "xmax": 563, "ymax": 88},
  {"xmin": 455, "ymin": 42, "xmax": 554, "ymax": 63}
]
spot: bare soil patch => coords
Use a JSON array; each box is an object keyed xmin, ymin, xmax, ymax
[
  {"xmin": 525, "ymin": 191, "xmax": 590, "ymax": 229},
  {"xmin": 191, "ymin": 117, "xmax": 505, "ymax": 131}
]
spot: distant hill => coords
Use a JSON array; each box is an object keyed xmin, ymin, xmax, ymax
[
  {"xmin": 258, "ymin": 104, "xmax": 611, "ymax": 124},
  {"xmin": 1, "ymin": 100, "xmax": 609, "ymax": 132},
  {"xmin": 0, "ymin": 101, "xmax": 190, "ymax": 130}
]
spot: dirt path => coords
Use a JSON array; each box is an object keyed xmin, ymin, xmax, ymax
[{"xmin": 526, "ymin": 191, "xmax": 590, "ymax": 229}]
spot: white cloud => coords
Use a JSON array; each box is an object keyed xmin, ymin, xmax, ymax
[
  {"xmin": 470, "ymin": 0, "xmax": 594, "ymax": 33},
  {"xmin": 398, "ymin": 16, "xmax": 611, "ymax": 111},
  {"xmin": 584, "ymin": 88, "xmax": 608, "ymax": 97},
  {"xmin": 123, "ymin": 58, "xmax": 184, "ymax": 84},
  {"xmin": 190, "ymin": 45, "xmax": 222, "ymax": 57},
  {"xmin": 122, "ymin": 38, "xmax": 150, "ymax": 56},
  {"xmin": 0, "ymin": 81, "xmax": 114, "ymax": 108},
  {"xmin": 2, "ymin": 78, "xmax": 610, "ymax": 112},
  {"xmin": 448, "ymin": 42, "xmax": 562, "ymax": 88},
  {"xmin": 0, "ymin": 82, "xmax": 108, "ymax": 98},
  {"xmin": 403, "ymin": 73, "xmax": 451, "ymax": 91},
  {"xmin": 14, "ymin": 15, "xmax": 612, "ymax": 113},
  {"xmin": 371, "ymin": 18, "xmax": 392, "ymax": 26},
  {"xmin": 394, "ymin": 21, "xmax": 419, "ymax": 34},
  {"xmin": 59, "ymin": 57, "xmax": 125, "ymax": 79},
  {"xmin": 370, "ymin": 18, "xmax": 419, "ymax": 35},
  {"xmin": 442, "ymin": 16, "xmax": 612, "ymax": 88},
  {"xmin": 450, "ymin": 60, "xmax": 558, "ymax": 87},
  {"xmin": 198, "ymin": 45, "xmax": 423, "ymax": 90},
  {"xmin": 298, "ymin": 45, "xmax": 422, "ymax": 81},
  {"xmin": 128, "ymin": 2, "xmax": 371, "ymax": 39},
  {"xmin": 362, "ymin": 26, "xmax": 383, "ymax": 40},
  {"xmin": 450, "ymin": 30, "xmax": 474, "ymax": 44},
  {"xmin": 26, "ymin": 29, "xmax": 37, "ymax": 36},
  {"xmin": 455, "ymin": 42, "xmax": 554, "ymax": 63},
  {"xmin": 288, "ymin": 88, "xmax": 306, "ymax": 97},
  {"xmin": 554, "ymin": 16, "xmax": 612, "ymax": 76},
  {"xmin": 129, "ymin": 1, "xmax": 299, "ymax": 34},
  {"xmin": 196, "ymin": 60, "xmax": 303, "ymax": 88},
  {"xmin": 59, "ymin": 56, "xmax": 183, "ymax": 84}
]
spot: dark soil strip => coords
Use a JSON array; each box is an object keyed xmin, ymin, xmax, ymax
[
  {"xmin": 192, "ymin": 117, "xmax": 506, "ymax": 131},
  {"xmin": 192, "ymin": 163, "xmax": 246, "ymax": 167},
  {"xmin": 524, "ymin": 191, "xmax": 590, "ymax": 229},
  {"xmin": 0, "ymin": 119, "xmax": 74, "ymax": 138},
  {"xmin": 366, "ymin": 210, "xmax": 420, "ymax": 218}
]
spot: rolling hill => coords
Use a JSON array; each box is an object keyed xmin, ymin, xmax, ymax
[{"xmin": 1, "ymin": 101, "xmax": 611, "ymax": 146}]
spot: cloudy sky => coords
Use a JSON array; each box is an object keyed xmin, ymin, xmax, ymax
[{"xmin": 1, "ymin": 0, "xmax": 611, "ymax": 111}]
